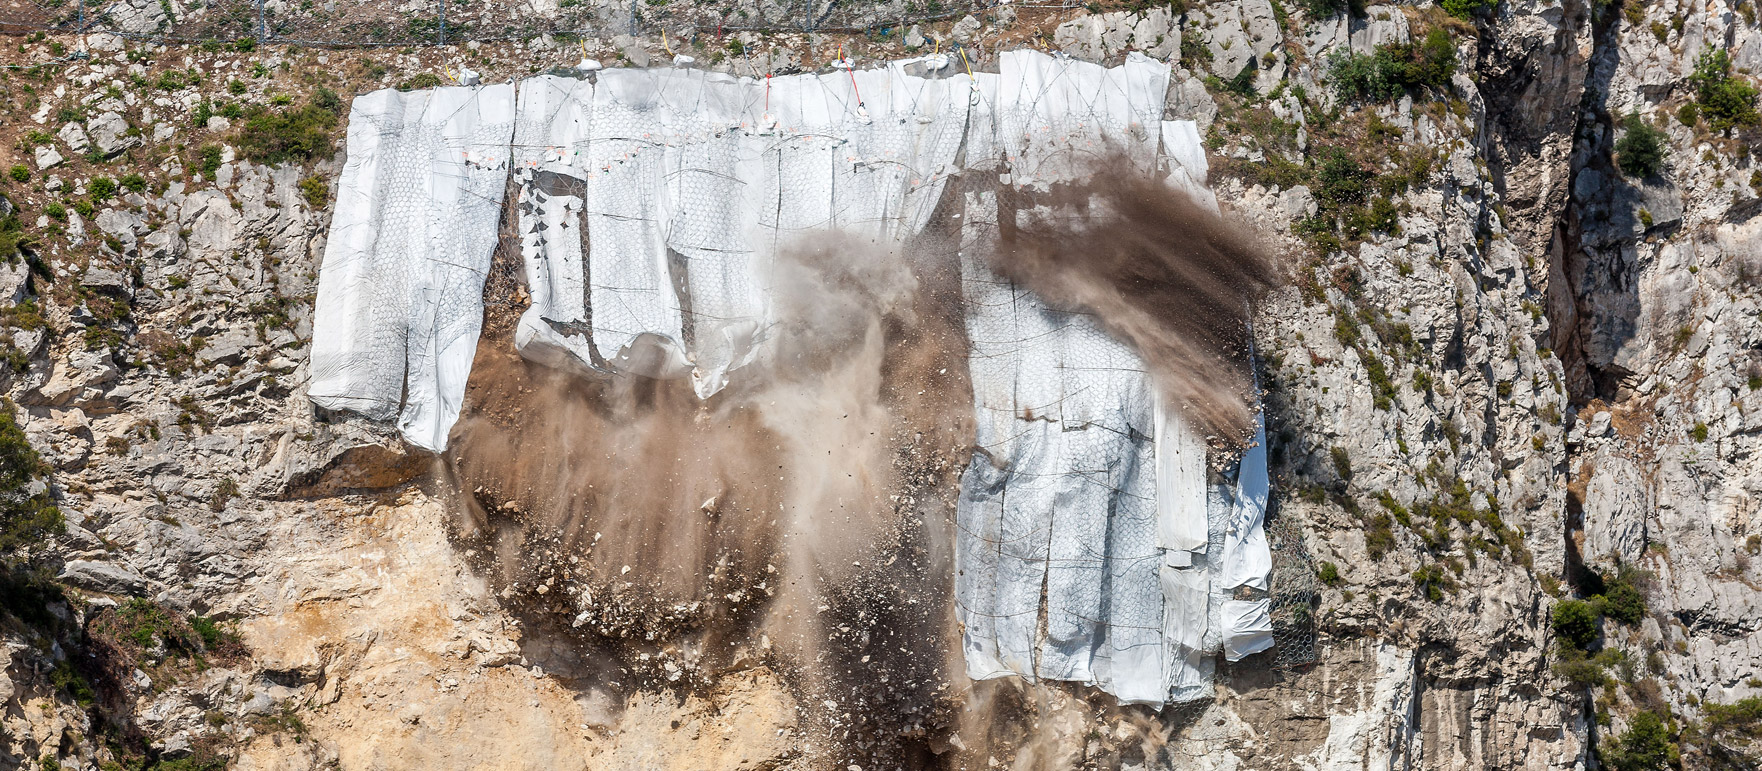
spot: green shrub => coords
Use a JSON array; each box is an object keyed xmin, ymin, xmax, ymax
[
  {"xmin": 1594, "ymin": 569, "xmax": 1647, "ymax": 624},
  {"xmin": 1552, "ymin": 648, "xmax": 1612, "ymax": 687},
  {"xmin": 1704, "ymin": 697, "xmax": 1762, "ymax": 739},
  {"xmin": 1365, "ymin": 513, "xmax": 1396, "ymax": 559},
  {"xmin": 210, "ymin": 476, "xmax": 238, "ymax": 512},
  {"xmin": 1690, "ymin": 421, "xmax": 1708, "ymax": 442},
  {"xmin": 1304, "ymin": 0, "xmax": 1348, "ymax": 17},
  {"xmin": 1602, "ymin": 711, "xmax": 1675, "ymax": 771},
  {"xmin": 0, "ymin": 403, "xmax": 61, "ymax": 561},
  {"xmin": 1330, "ymin": 445, "xmax": 1353, "ymax": 481},
  {"xmin": 1412, "ymin": 562, "xmax": 1455, "ymax": 601},
  {"xmin": 48, "ymin": 660, "xmax": 94, "ymax": 706},
  {"xmin": 1318, "ymin": 561, "xmax": 1342, "ymax": 586},
  {"xmin": 1675, "ymin": 101, "xmax": 1699, "ymax": 126},
  {"xmin": 1614, "ymin": 112, "xmax": 1668, "ymax": 177},
  {"xmin": 314, "ymin": 87, "xmax": 344, "ymax": 114},
  {"xmin": 1690, "ymin": 48, "xmax": 1760, "ymax": 132},
  {"xmin": 155, "ymin": 69, "xmax": 189, "ymax": 91},
  {"xmin": 190, "ymin": 614, "xmax": 231, "ymax": 650},
  {"xmin": 1441, "ymin": 0, "xmax": 1496, "ymax": 19},
  {"xmin": 397, "ymin": 73, "xmax": 445, "ymax": 92},
  {"xmin": 1551, "ymin": 599, "xmax": 1600, "ymax": 650},
  {"xmin": 1330, "ymin": 29, "xmax": 1458, "ymax": 103},
  {"xmin": 1315, "ymin": 148, "xmax": 1371, "ymax": 208},
  {"xmin": 120, "ymin": 173, "xmax": 146, "ymax": 194},
  {"xmin": 233, "ymin": 98, "xmax": 342, "ymax": 166},
  {"xmin": 7, "ymin": 166, "xmax": 27, "ymax": 183},
  {"xmin": 299, "ymin": 175, "xmax": 329, "ymax": 208},
  {"xmin": 88, "ymin": 176, "xmax": 116, "ymax": 202},
  {"xmin": 198, "ymin": 144, "xmax": 224, "ymax": 181},
  {"xmin": 44, "ymin": 202, "xmax": 65, "ymax": 221},
  {"xmin": 1224, "ymin": 61, "xmax": 1258, "ymax": 99}
]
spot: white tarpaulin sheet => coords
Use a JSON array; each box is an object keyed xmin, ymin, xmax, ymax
[
  {"xmin": 310, "ymin": 52, "xmax": 1274, "ymax": 708},
  {"xmin": 309, "ymin": 85, "xmax": 516, "ymax": 451},
  {"xmin": 509, "ymin": 62, "xmax": 969, "ymax": 394},
  {"xmin": 955, "ymin": 50, "xmax": 1171, "ymax": 705}
]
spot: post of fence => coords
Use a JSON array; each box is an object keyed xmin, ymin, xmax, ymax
[
  {"xmin": 438, "ymin": 0, "xmax": 447, "ymax": 45},
  {"xmin": 255, "ymin": 0, "xmax": 267, "ymax": 46},
  {"xmin": 75, "ymin": 0, "xmax": 84, "ymax": 56}
]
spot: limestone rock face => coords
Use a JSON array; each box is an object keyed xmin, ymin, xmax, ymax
[{"xmin": 5, "ymin": 5, "xmax": 1762, "ymax": 769}]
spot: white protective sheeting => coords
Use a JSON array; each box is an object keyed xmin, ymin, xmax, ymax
[
  {"xmin": 509, "ymin": 62, "xmax": 969, "ymax": 395},
  {"xmin": 311, "ymin": 53, "xmax": 1276, "ymax": 709},
  {"xmin": 1160, "ymin": 119, "xmax": 1217, "ymax": 211},
  {"xmin": 955, "ymin": 68, "xmax": 1275, "ymax": 705},
  {"xmin": 955, "ymin": 51, "xmax": 1178, "ymax": 705},
  {"xmin": 309, "ymin": 85, "xmax": 516, "ymax": 451},
  {"xmin": 1221, "ymin": 598, "xmax": 1275, "ymax": 661}
]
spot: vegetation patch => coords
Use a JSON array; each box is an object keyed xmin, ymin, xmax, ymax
[
  {"xmin": 1328, "ymin": 29, "xmax": 1458, "ymax": 104},
  {"xmin": 1690, "ymin": 49, "xmax": 1760, "ymax": 133},
  {"xmin": 1614, "ymin": 112, "xmax": 1668, "ymax": 177},
  {"xmin": 1601, "ymin": 710, "xmax": 1678, "ymax": 771},
  {"xmin": 232, "ymin": 88, "xmax": 344, "ymax": 166}
]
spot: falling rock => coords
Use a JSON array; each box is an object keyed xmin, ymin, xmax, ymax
[{"xmin": 905, "ymin": 24, "xmax": 925, "ymax": 49}]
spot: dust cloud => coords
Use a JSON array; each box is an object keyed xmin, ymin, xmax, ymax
[
  {"xmin": 990, "ymin": 157, "xmax": 1284, "ymax": 448},
  {"xmin": 444, "ymin": 227, "xmax": 973, "ymax": 767}
]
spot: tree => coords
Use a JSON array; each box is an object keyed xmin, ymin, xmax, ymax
[
  {"xmin": 0, "ymin": 403, "xmax": 59, "ymax": 560},
  {"xmin": 1614, "ymin": 112, "xmax": 1668, "ymax": 178},
  {"xmin": 1602, "ymin": 711, "xmax": 1675, "ymax": 771},
  {"xmin": 1551, "ymin": 599, "xmax": 1599, "ymax": 650},
  {"xmin": 1690, "ymin": 49, "xmax": 1760, "ymax": 133}
]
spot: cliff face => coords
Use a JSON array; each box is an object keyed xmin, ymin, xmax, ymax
[{"xmin": 0, "ymin": 0, "xmax": 1759, "ymax": 767}]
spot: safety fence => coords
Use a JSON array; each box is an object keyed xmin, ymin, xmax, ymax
[{"xmin": 0, "ymin": 0, "xmax": 1083, "ymax": 48}]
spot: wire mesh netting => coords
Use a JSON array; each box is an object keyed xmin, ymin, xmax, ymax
[
  {"xmin": 1265, "ymin": 510, "xmax": 1321, "ymax": 669},
  {"xmin": 1, "ymin": 0, "xmax": 1081, "ymax": 46}
]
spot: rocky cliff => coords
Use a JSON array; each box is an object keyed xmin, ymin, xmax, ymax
[{"xmin": 0, "ymin": 0, "xmax": 1758, "ymax": 768}]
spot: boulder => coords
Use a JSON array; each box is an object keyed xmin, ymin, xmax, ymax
[
  {"xmin": 58, "ymin": 121, "xmax": 89, "ymax": 154},
  {"xmin": 89, "ymin": 111, "xmax": 141, "ymax": 158},
  {"xmin": 34, "ymin": 145, "xmax": 63, "ymax": 170},
  {"xmin": 59, "ymin": 559, "xmax": 149, "ymax": 595}
]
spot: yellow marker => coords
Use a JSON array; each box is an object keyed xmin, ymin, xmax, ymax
[{"xmin": 959, "ymin": 46, "xmax": 974, "ymax": 81}]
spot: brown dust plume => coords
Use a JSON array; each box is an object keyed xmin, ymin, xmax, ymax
[{"xmin": 990, "ymin": 156, "xmax": 1284, "ymax": 448}]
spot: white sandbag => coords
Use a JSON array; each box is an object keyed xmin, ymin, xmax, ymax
[
  {"xmin": 513, "ymin": 63, "xmax": 969, "ymax": 396},
  {"xmin": 511, "ymin": 75, "xmax": 601, "ymax": 376},
  {"xmin": 1155, "ymin": 397, "xmax": 1210, "ymax": 559}
]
